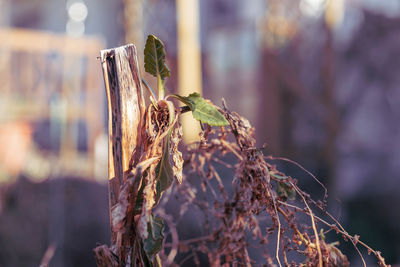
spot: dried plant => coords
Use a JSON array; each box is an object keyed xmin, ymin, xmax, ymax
[
  {"xmin": 154, "ymin": 104, "xmax": 389, "ymax": 266},
  {"xmin": 95, "ymin": 35, "xmax": 390, "ymax": 267}
]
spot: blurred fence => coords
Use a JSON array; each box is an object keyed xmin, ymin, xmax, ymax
[{"xmin": 0, "ymin": 28, "xmax": 106, "ymax": 182}]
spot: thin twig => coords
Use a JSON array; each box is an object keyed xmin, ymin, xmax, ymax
[
  {"xmin": 277, "ymin": 200, "xmax": 372, "ymax": 267},
  {"xmin": 270, "ymin": 189, "xmax": 282, "ymax": 267},
  {"xmin": 157, "ymin": 209, "xmax": 179, "ymax": 265},
  {"xmin": 39, "ymin": 243, "xmax": 56, "ymax": 267},
  {"xmin": 220, "ymin": 139, "xmax": 243, "ymax": 160},
  {"xmin": 267, "ymin": 156, "xmax": 328, "ymax": 201},
  {"xmin": 141, "ymin": 78, "xmax": 157, "ymax": 101},
  {"xmin": 290, "ymin": 181, "xmax": 323, "ymax": 267}
]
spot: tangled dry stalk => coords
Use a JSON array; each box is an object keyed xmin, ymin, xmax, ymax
[
  {"xmin": 95, "ymin": 96, "xmax": 389, "ymax": 267},
  {"xmin": 150, "ymin": 101, "xmax": 389, "ymax": 267}
]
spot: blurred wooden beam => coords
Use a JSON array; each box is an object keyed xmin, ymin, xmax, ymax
[
  {"xmin": 0, "ymin": 27, "xmax": 106, "ymax": 181},
  {"xmin": 325, "ymin": 0, "xmax": 344, "ymax": 28},
  {"xmin": 122, "ymin": 0, "xmax": 143, "ymax": 52},
  {"xmin": 176, "ymin": 0, "xmax": 202, "ymax": 143},
  {"xmin": 0, "ymin": 28, "xmax": 103, "ymax": 56}
]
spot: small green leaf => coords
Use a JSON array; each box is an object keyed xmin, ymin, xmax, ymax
[
  {"xmin": 172, "ymin": 93, "xmax": 229, "ymax": 126},
  {"xmin": 320, "ymin": 228, "xmax": 325, "ymax": 240},
  {"xmin": 271, "ymin": 172, "xmax": 295, "ymax": 200},
  {"xmin": 270, "ymin": 172, "xmax": 288, "ymax": 180},
  {"xmin": 139, "ymin": 246, "xmax": 153, "ymax": 267},
  {"xmin": 144, "ymin": 35, "xmax": 170, "ymax": 80},
  {"xmin": 277, "ymin": 181, "xmax": 296, "ymax": 201},
  {"xmin": 143, "ymin": 214, "xmax": 164, "ymax": 258}
]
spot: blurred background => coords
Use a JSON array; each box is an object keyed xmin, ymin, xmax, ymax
[{"xmin": 0, "ymin": 0, "xmax": 399, "ymax": 266}]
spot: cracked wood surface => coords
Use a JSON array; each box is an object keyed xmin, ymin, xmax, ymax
[{"xmin": 96, "ymin": 44, "xmax": 145, "ymax": 266}]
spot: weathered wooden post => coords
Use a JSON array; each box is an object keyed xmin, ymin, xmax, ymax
[{"xmin": 93, "ymin": 44, "xmax": 145, "ymax": 266}]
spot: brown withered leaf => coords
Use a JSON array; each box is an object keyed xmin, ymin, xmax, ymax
[
  {"xmin": 303, "ymin": 240, "xmax": 349, "ymax": 267},
  {"xmin": 138, "ymin": 101, "xmax": 178, "ymax": 239},
  {"xmin": 139, "ymin": 163, "xmax": 157, "ymax": 239},
  {"xmin": 327, "ymin": 243, "xmax": 350, "ymax": 267},
  {"xmin": 170, "ymin": 123, "xmax": 183, "ymax": 184},
  {"xmin": 111, "ymin": 157, "xmax": 160, "ymax": 232}
]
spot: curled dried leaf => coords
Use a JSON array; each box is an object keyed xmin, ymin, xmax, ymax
[
  {"xmin": 111, "ymin": 157, "xmax": 160, "ymax": 232},
  {"xmin": 138, "ymin": 100, "xmax": 179, "ymax": 240},
  {"xmin": 303, "ymin": 240, "xmax": 349, "ymax": 267}
]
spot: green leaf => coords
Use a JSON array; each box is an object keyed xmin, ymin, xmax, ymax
[
  {"xmin": 270, "ymin": 172, "xmax": 288, "ymax": 180},
  {"xmin": 134, "ymin": 179, "xmax": 145, "ymax": 214},
  {"xmin": 172, "ymin": 93, "xmax": 229, "ymax": 126},
  {"xmin": 143, "ymin": 214, "xmax": 164, "ymax": 258},
  {"xmin": 277, "ymin": 181, "xmax": 296, "ymax": 201},
  {"xmin": 154, "ymin": 140, "xmax": 174, "ymax": 204},
  {"xmin": 140, "ymin": 244, "xmax": 153, "ymax": 267},
  {"xmin": 144, "ymin": 35, "xmax": 170, "ymax": 80}
]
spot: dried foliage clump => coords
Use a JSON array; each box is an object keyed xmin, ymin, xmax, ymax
[{"xmin": 151, "ymin": 103, "xmax": 390, "ymax": 267}]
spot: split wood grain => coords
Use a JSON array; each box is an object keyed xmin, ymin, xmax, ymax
[{"xmin": 95, "ymin": 44, "xmax": 145, "ymax": 266}]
